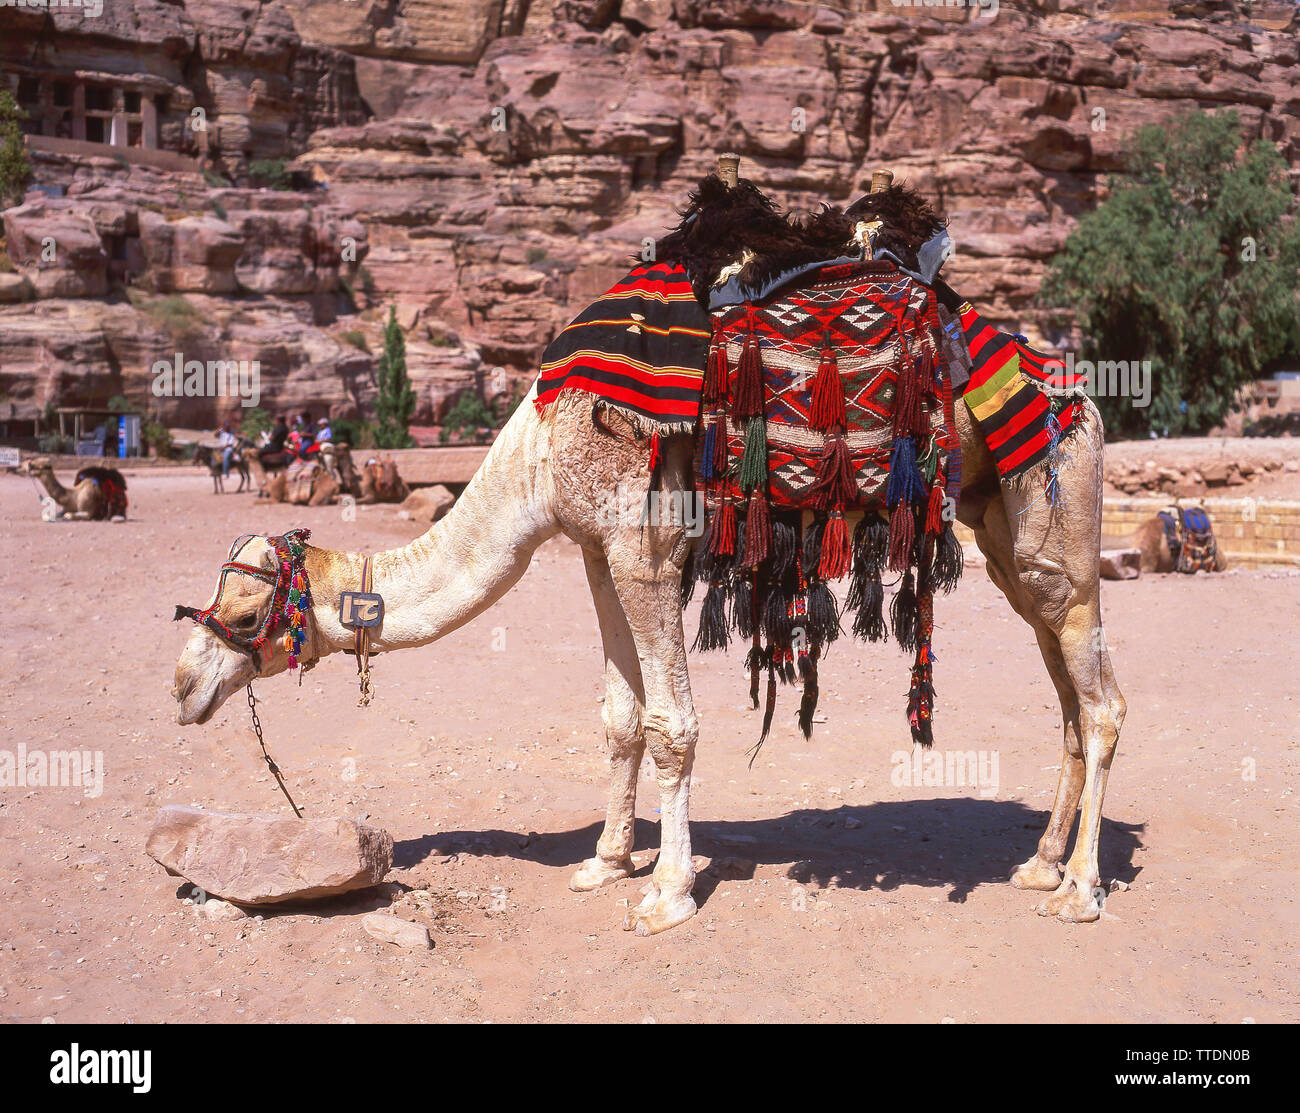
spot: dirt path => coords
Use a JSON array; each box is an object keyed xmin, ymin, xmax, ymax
[{"xmin": 1, "ymin": 471, "xmax": 1297, "ymax": 1023}]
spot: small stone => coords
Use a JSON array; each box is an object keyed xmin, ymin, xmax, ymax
[
  {"xmin": 362, "ymin": 912, "xmax": 431, "ymax": 950},
  {"xmin": 196, "ymin": 898, "xmax": 248, "ymax": 922}
]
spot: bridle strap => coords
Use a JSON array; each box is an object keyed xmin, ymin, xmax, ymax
[{"xmin": 355, "ymin": 556, "xmax": 375, "ymax": 707}]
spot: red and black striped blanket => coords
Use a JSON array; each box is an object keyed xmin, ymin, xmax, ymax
[{"xmin": 534, "ymin": 262, "xmax": 710, "ymax": 433}]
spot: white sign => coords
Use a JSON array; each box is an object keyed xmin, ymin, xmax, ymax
[{"xmin": 0, "ymin": 447, "xmax": 20, "ymax": 468}]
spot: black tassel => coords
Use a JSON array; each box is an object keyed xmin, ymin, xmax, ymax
[
  {"xmin": 890, "ymin": 571, "xmax": 918, "ymax": 653},
  {"xmin": 732, "ymin": 575, "xmax": 755, "ymax": 640},
  {"xmin": 770, "ymin": 518, "xmax": 797, "ymax": 580},
  {"xmin": 781, "ymin": 650, "xmax": 797, "ymax": 686},
  {"xmin": 762, "ymin": 584, "xmax": 792, "ymax": 646},
  {"xmin": 797, "ymin": 658, "xmax": 819, "ymax": 739},
  {"xmin": 933, "ymin": 525, "xmax": 964, "ymax": 593},
  {"xmin": 693, "ymin": 581, "xmax": 730, "ymax": 653},
  {"xmin": 801, "ymin": 514, "xmax": 825, "ymax": 581},
  {"xmin": 680, "ymin": 548, "xmax": 696, "ymax": 607},
  {"xmin": 852, "ymin": 579, "xmax": 887, "ymax": 642},
  {"xmin": 745, "ymin": 642, "xmax": 764, "ymax": 709},
  {"xmin": 807, "ymin": 580, "xmax": 840, "ymax": 645}
]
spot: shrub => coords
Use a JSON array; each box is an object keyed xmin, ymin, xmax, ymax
[
  {"xmin": 240, "ymin": 407, "xmax": 273, "ymax": 441},
  {"xmin": 248, "ymin": 158, "xmax": 292, "ymax": 191},
  {"xmin": 142, "ymin": 421, "xmax": 174, "ymax": 458},
  {"xmin": 0, "ymin": 89, "xmax": 32, "ymax": 206},
  {"xmin": 1043, "ymin": 110, "xmax": 1300, "ymax": 437}
]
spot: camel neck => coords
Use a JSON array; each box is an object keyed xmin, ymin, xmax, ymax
[{"xmin": 304, "ymin": 392, "xmax": 559, "ymax": 657}]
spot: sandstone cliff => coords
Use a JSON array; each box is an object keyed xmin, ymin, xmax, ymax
[{"xmin": 0, "ymin": 0, "xmax": 1296, "ymax": 431}]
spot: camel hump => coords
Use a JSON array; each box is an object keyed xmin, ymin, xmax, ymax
[{"xmin": 75, "ymin": 465, "xmax": 127, "ymax": 489}]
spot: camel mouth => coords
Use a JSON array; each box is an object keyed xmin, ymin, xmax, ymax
[{"xmin": 175, "ymin": 688, "xmax": 219, "ymax": 727}]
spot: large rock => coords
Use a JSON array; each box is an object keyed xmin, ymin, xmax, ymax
[
  {"xmin": 400, "ymin": 483, "xmax": 456, "ymax": 523},
  {"xmin": 146, "ymin": 805, "xmax": 393, "ymax": 905},
  {"xmin": 3, "ymin": 202, "xmax": 108, "ymax": 299}
]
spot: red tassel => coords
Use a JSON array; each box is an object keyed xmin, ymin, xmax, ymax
[
  {"xmin": 925, "ymin": 484, "xmax": 944, "ymax": 535},
  {"xmin": 710, "ymin": 498, "xmax": 736, "ymax": 558},
  {"xmin": 710, "ymin": 411, "xmax": 728, "ymax": 476},
  {"xmin": 647, "ymin": 431, "xmax": 660, "ymax": 474},
  {"xmin": 732, "ymin": 307, "xmax": 763, "ymax": 419},
  {"xmin": 741, "ymin": 488, "xmax": 771, "ymax": 568},
  {"xmin": 888, "ymin": 501, "xmax": 915, "ymax": 571},
  {"xmin": 819, "ymin": 510, "xmax": 852, "ymax": 580},
  {"xmin": 808, "ymin": 435, "xmax": 858, "ymax": 510},
  {"xmin": 893, "ymin": 357, "xmax": 920, "ymax": 437},
  {"xmin": 704, "ymin": 327, "xmax": 729, "ymax": 405},
  {"xmin": 810, "ymin": 335, "xmax": 845, "ymax": 432}
]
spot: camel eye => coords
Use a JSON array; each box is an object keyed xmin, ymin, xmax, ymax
[{"xmin": 236, "ymin": 612, "xmax": 260, "ymax": 631}]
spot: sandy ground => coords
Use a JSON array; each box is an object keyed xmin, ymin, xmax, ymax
[{"xmin": 1, "ymin": 469, "xmax": 1297, "ymax": 1024}]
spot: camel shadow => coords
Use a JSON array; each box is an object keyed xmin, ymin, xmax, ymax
[{"xmin": 394, "ymin": 798, "xmax": 1146, "ymax": 909}]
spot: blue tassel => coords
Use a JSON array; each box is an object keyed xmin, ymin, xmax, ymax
[
  {"xmin": 1044, "ymin": 410, "xmax": 1062, "ymax": 506},
  {"xmin": 699, "ymin": 422, "xmax": 716, "ymax": 480},
  {"xmin": 886, "ymin": 437, "xmax": 926, "ymax": 507}
]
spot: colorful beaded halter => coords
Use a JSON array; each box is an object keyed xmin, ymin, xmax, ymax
[{"xmin": 174, "ymin": 529, "xmax": 313, "ymax": 670}]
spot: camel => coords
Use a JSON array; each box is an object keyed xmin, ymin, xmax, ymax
[
  {"xmin": 264, "ymin": 461, "xmax": 341, "ymax": 506},
  {"xmin": 1105, "ymin": 511, "xmax": 1227, "ymax": 573},
  {"xmin": 173, "ymin": 169, "xmax": 1125, "ymax": 935},
  {"xmin": 24, "ymin": 458, "xmax": 128, "ymax": 520},
  {"xmin": 357, "ymin": 456, "xmax": 409, "ymax": 504}
]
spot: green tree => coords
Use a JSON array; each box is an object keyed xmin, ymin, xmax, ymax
[
  {"xmin": 374, "ymin": 306, "xmax": 416, "ymax": 448},
  {"xmin": 1042, "ymin": 110, "xmax": 1300, "ymax": 437},
  {"xmin": 0, "ymin": 87, "xmax": 32, "ymax": 206},
  {"xmin": 240, "ymin": 406, "xmax": 273, "ymax": 441}
]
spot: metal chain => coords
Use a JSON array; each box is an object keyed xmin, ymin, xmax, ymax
[{"xmin": 246, "ymin": 684, "xmax": 304, "ymax": 817}]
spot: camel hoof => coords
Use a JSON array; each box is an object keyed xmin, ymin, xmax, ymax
[
  {"xmin": 1010, "ymin": 855, "xmax": 1063, "ymax": 891},
  {"xmin": 1036, "ymin": 877, "xmax": 1102, "ymax": 923},
  {"xmin": 569, "ymin": 856, "xmax": 633, "ymax": 892},
  {"xmin": 622, "ymin": 892, "xmax": 697, "ymax": 936}
]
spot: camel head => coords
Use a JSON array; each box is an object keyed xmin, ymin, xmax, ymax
[{"xmin": 172, "ymin": 531, "xmax": 315, "ymax": 725}]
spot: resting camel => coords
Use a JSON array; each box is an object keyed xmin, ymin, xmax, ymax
[
  {"xmin": 173, "ymin": 170, "xmax": 1125, "ymax": 935},
  {"xmin": 1105, "ymin": 512, "xmax": 1228, "ymax": 573},
  {"xmin": 24, "ymin": 458, "xmax": 127, "ymax": 520}
]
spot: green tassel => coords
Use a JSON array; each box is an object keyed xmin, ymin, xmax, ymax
[
  {"xmin": 738, "ymin": 416, "xmax": 767, "ymax": 493},
  {"xmin": 920, "ymin": 437, "xmax": 939, "ymax": 485}
]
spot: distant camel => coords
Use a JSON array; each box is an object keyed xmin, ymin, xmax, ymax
[{"xmin": 24, "ymin": 458, "xmax": 128, "ymax": 520}]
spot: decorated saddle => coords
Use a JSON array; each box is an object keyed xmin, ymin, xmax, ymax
[
  {"xmin": 75, "ymin": 466, "xmax": 128, "ymax": 519},
  {"xmin": 686, "ymin": 259, "xmax": 961, "ymax": 749},
  {"xmin": 1157, "ymin": 506, "xmax": 1220, "ymax": 573}
]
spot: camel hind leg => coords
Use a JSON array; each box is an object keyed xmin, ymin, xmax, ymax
[
  {"xmin": 569, "ymin": 549, "xmax": 647, "ymax": 892},
  {"xmin": 970, "ymin": 403, "xmax": 1126, "ymax": 921}
]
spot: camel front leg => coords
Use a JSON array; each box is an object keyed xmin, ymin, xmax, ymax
[
  {"xmin": 570, "ymin": 550, "xmax": 646, "ymax": 892},
  {"xmin": 606, "ymin": 549, "xmax": 698, "ymax": 937}
]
